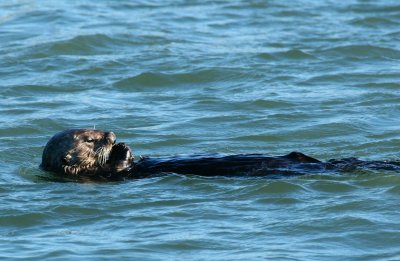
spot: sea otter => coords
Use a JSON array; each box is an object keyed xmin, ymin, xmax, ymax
[
  {"xmin": 40, "ymin": 129, "xmax": 400, "ymax": 181},
  {"xmin": 40, "ymin": 129, "xmax": 132, "ymax": 177}
]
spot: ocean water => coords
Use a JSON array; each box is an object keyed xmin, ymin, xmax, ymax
[{"xmin": 1, "ymin": 0, "xmax": 400, "ymax": 260}]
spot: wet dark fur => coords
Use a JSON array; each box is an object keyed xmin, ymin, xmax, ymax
[
  {"xmin": 40, "ymin": 129, "xmax": 132, "ymax": 177},
  {"xmin": 41, "ymin": 129, "xmax": 400, "ymax": 181}
]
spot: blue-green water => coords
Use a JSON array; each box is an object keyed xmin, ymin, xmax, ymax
[{"xmin": 1, "ymin": 1, "xmax": 400, "ymax": 260}]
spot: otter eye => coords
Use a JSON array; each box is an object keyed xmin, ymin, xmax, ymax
[{"xmin": 86, "ymin": 138, "xmax": 95, "ymax": 143}]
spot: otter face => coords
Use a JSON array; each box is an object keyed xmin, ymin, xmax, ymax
[{"xmin": 41, "ymin": 129, "xmax": 117, "ymax": 175}]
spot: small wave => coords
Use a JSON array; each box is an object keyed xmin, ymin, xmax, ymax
[
  {"xmin": 250, "ymin": 98, "xmax": 294, "ymax": 108},
  {"xmin": 3, "ymin": 84, "xmax": 84, "ymax": 94},
  {"xmin": 308, "ymin": 180, "xmax": 358, "ymax": 193},
  {"xmin": 142, "ymin": 138, "xmax": 197, "ymax": 148},
  {"xmin": 257, "ymin": 49, "xmax": 316, "ymax": 60},
  {"xmin": 114, "ymin": 72, "xmax": 172, "ymax": 88},
  {"xmin": 301, "ymin": 71, "xmax": 400, "ymax": 85},
  {"xmin": 300, "ymin": 122, "xmax": 369, "ymax": 137},
  {"xmin": 319, "ymin": 45, "xmax": 400, "ymax": 59},
  {"xmin": 350, "ymin": 16, "xmax": 399, "ymax": 27},
  {"xmin": 195, "ymin": 98, "xmax": 295, "ymax": 113},
  {"xmin": 1, "ymin": 9, "xmax": 61, "ymax": 26},
  {"xmin": 0, "ymin": 84, "xmax": 87, "ymax": 97},
  {"xmin": 251, "ymin": 181, "xmax": 308, "ymax": 194},
  {"xmin": 345, "ymin": 4, "xmax": 400, "ymax": 14},
  {"xmin": 19, "ymin": 33, "xmax": 135, "ymax": 58},
  {"xmin": 273, "ymin": 10, "xmax": 318, "ymax": 18},
  {"xmin": 232, "ymin": 134, "xmax": 286, "ymax": 142},
  {"xmin": 255, "ymin": 197, "xmax": 302, "ymax": 205},
  {"xmin": 387, "ymin": 184, "xmax": 400, "ymax": 194},
  {"xmin": 225, "ymin": 1, "xmax": 282, "ymax": 10},
  {"xmin": 351, "ymin": 82, "xmax": 400, "ymax": 90},
  {"xmin": 113, "ymin": 69, "xmax": 245, "ymax": 89},
  {"xmin": 48, "ymin": 33, "xmax": 122, "ymax": 56},
  {"xmin": 0, "ymin": 212, "xmax": 50, "ymax": 227}
]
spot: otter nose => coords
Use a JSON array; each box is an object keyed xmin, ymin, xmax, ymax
[{"xmin": 106, "ymin": 132, "xmax": 116, "ymax": 144}]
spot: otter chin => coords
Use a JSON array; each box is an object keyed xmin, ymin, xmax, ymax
[
  {"xmin": 41, "ymin": 129, "xmax": 400, "ymax": 181},
  {"xmin": 40, "ymin": 129, "xmax": 133, "ymax": 177}
]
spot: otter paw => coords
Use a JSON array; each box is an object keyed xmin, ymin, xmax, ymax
[{"xmin": 108, "ymin": 143, "xmax": 134, "ymax": 171}]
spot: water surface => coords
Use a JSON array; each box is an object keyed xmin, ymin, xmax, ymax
[{"xmin": 1, "ymin": 1, "xmax": 400, "ymax": 260}]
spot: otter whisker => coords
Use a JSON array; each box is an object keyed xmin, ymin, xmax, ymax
[{"xmin": 95, "ymin": 146, "xmax": 112, "ymax": 167}]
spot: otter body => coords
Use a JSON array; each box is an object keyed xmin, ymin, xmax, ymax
[
  {"xmin": 130, "ymin": 152, "xmax": 324, "ymax": 179},
  {"xmin": 41, "ymin": 129, "xmax": 400, "ymax": 181}
]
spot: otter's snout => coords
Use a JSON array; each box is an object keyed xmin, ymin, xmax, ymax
[{"xmin": 106, "ymin": 132, "xmax": 116, "ymax": 145}]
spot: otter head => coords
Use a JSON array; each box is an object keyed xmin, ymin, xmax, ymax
[{"xmin": 40, "ymin": 129, "xmax": 117, "ymax": 175}]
